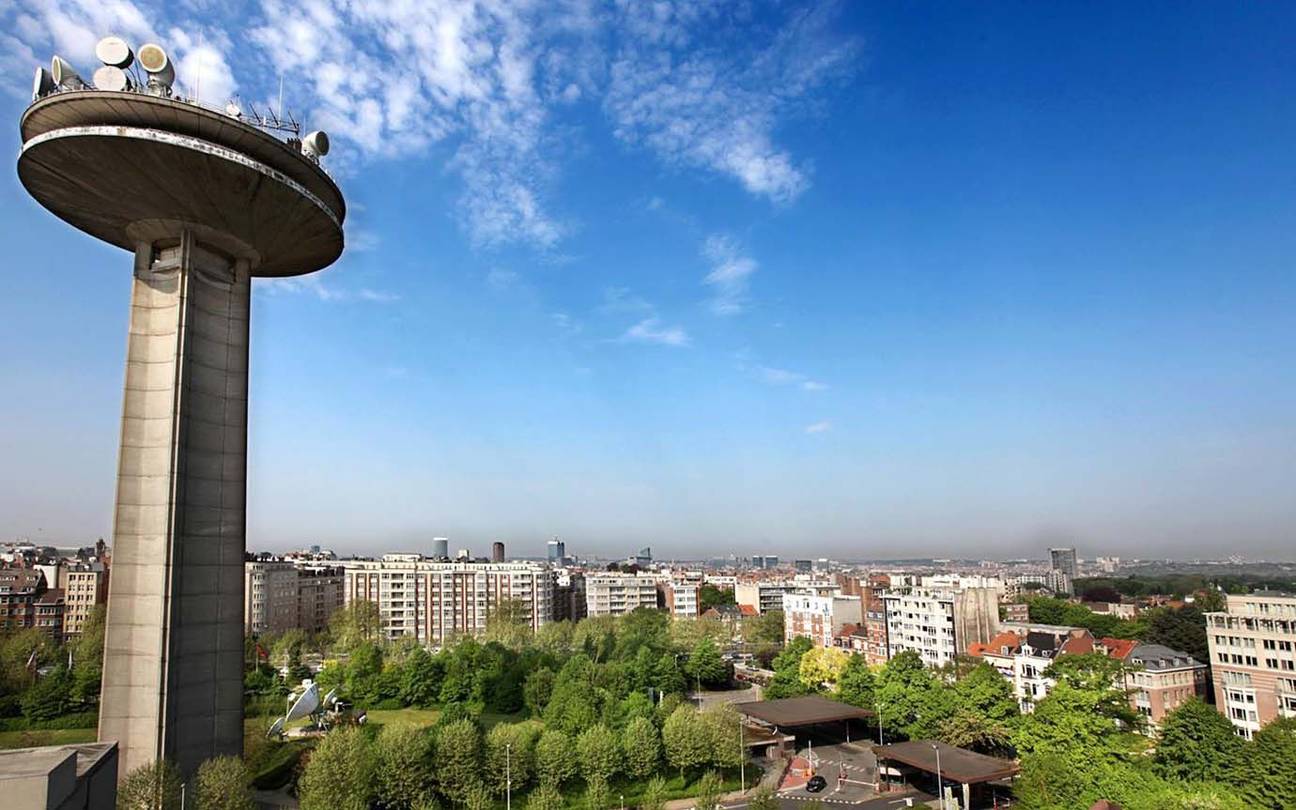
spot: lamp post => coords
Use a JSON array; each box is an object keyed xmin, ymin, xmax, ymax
[
  {"xmin": 739, "ymin": 717, "xmax": 746, "ymax": 791},
  {"xmin": 875, "ymin": 700, "xmax": 885, "ymax": 745},
  {"xmin": 931, "ymin": 743, "xmax": 944, "ymax": 810},
  {"xmin": 506, "ymin": 743, "xmax": 512, "ymax": 810}
]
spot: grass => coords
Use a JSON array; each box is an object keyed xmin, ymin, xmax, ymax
[
  {"xmin": 363, "ymin": 707, "xmax": 442, "ymax": 727},
  {"xmin": 0, "ymin": 727, "xmax": 97, "ymax": 749}
]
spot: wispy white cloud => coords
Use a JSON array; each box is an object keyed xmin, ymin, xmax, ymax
[
  {"xmin": 259, "ymin": 275, "xmax": 399, "ymax": 304},
  {"xmin": 622, "ymin": 318, "xmax": 689, "ymax": 347},
  {"xmin": 486, "ymin": 268, "xmax": 520, "ymax": 291},
  {"xmin": 4, "ymin": 1, "xmax": 855, "ymax": 247},
  {"xmin": 702, "ymin": 234, "xmax": 757, "ymax": 316},
  {"xmin": 758, "ymin": 366, "xmax": 828, "ymax": 392},
  {"xmin": 804, "ymin": 420, "xmax": 832, "ymax": 434}
]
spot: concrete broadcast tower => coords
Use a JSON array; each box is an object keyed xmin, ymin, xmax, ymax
[{"xmin": 17, "ymin": 37, "xmax": 345, "ymax": 776}]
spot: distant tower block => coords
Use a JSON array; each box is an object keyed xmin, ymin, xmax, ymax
[
  {"xmin": 492, "ymin": 541, "xmax": 506, "ymax": 563},
  {"xmin": 18, "ymin": 42, "xmax": 345, "ymax": 778}
]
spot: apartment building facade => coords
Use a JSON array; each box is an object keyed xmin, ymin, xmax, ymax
[
  {"xmin": 883, "ymin": 587, "xmax": 1001, "ymax": 668},
  {"xmin": 783, "ymin": 593, "xmax": 863, "ymax": 648},
  {"xmin": 585, "ymin": 573, "xmax": 660, "ymax": 617},
  {"xmin": 245, "ymin": 561, "xmax": 301, "ymax": 635},
  {"xmin": 736, "ymin": 578, "xmax": 838, "ymax": 615},
  {"xmin": 0, "ymin": 569, "xmax": 46, "ymax": 633},
  {"xmin": 61, "ymin": 563, "xmax": 108, "ymax": 636},
  {"xmin": 661, "ymin": 581, "xmax": 700, "ymax": 618},
  {"xmin": 343, "ymin": 557, "xmax": 554, "ymax": 644},
  {"xmin": 1117, "ymin": 643, "xmax": 1209, "ymax": 728},
  {"xmin": 297, "ymin": 568, "xmax": 346, "ymax": 634},
  {"xmin": 1206, "ymin": 591, "xmax": 1296, "ymax": 738}
]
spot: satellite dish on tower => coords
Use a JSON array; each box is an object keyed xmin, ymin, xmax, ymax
[
  {"xmin": 93, "ymin": 65, "xmax": 133, "ymax": 92},
  {"xmin": 95, "ymin": 36, "xmax": 134, "ymax": 69},
  {"xmin": 137, "ymin": 43, "xmax": 175, "ymax": 94},
  {"xmin": 32, "ymin": 67, "xmax": 54, "ymax": 100},
  {"xmin": 301, "ymin": 131, "xmax": 329, "ymax": 160},
  {"xmin": 284, "ymin": 681, "xmax": 320, "ymax": 723},
  {"xmin": 50, "ymin": 56, "xmax": 86, "ymax": 90}
]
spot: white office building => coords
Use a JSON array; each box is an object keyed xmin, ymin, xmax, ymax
[
  {"xmin": 585, "ymin": 573, "xmax": 661, "ymax": 616},
  {"xmin": 341, "ymin": 556, "xmax": 553, "ymax": 644}
]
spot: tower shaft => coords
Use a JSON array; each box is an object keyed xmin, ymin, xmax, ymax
[{"xmin": 100, "ymin": 229, "xmax": 250, "ymax": 776}]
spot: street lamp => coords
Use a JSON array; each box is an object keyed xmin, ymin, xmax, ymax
[
  {"xmin": 739, "ymin": 717, "xmax": 746, "ymax": 791},
  {"xmin": 875, "ymin": 700, "xmax": 885, "ymax": 745},
  {"xmin": 931, "ymin": 743, "xmax": 944, "ymax": 810},
  {"xmin": 506, "ymin": 743, "xmax": 512, "ymax": 810}
]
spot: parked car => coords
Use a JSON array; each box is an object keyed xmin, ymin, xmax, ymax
[{"xmin": 806, "ymin": 775, "xmax": 827, "ymax": 793}]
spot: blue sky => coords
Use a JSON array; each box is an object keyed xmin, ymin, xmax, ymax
[{"xmin": 2, "ymin": 1, "xmax": 1294, "ymax": 559}]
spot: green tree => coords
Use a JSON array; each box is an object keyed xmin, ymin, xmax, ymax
[
  {"xmin": 585, "ymin": 777, "xmax": 610, "ymax": 810},
  {"xmin": 523, "ymin": 666, "xmax": 555, "ymax": 716},
  {"xmin": 299, "ymin": 727, "xmax": 376, "ymax": 810},
  {"xmin": 693, "ymin": 771, "xmax": 724, "ymax": 810},
  {"xmin": 698, "ymin": 585, "xmax": 735, "ymax": 613},
  {"xmin": 836, "ymin": 654, "xmax": 875, "ymax": 709},
  {"xmin": 742, "ymin": 610, "xmax": 785, "ymax": 646},
  {"xmin": 1153, "ymin": 699, "xmax": 1243, "ymax": 784},
  {"xmin": 465, "ymin": 785, "xmax": 493, "ymax": 810},
  {"xmin": 685, "ymin": 639, "xmax": 729, "ymax": 689},
  {"xmin": 1237, "ymin": 717, "xmax": 1296, "ymax": 808},
  {"xmin": 874, "ymin": 650, "xmax": 937, "ymax": 739},
  {"xmin": 577, "ymin": 723, "xmax": 621, "ymax": 785},
  {"xmin": 748, "ymin": 786, "xmax": 778, "ymax": 810},
  {"xmin": 69, "ymin": 604, "xmax": 105, "ymax": 704},
  {"xmin": 526, "ymin": 783, "xmax": 564, "ymax": 810},
  {"xmin": 1141, "ymin": 606, "xmax": 1209, "ymax": 664},
  {"xmin": 401, "ymin": 646, "xmax": 445, "ymax": 707},
  {"xmin": 654, "ymin": 652, "xmax": 687, "ymax": 696},
  {"xmin": 544, "ymin": 655, "xmax": 600, "ymax": 733},
  {"xmin": 662, "ymin": 704, "xmax": 710, "ymax": 777},
  {"xmin": 21, "ymin": 664, "xmax": 71, "ymax": 721},
  {"xmin": 374, "ymin": 723, "xmax": 435, "ymax": 809},
  {"xmin": 622, "ymin": 715, "xmax": 663, "ymax": 779},
  {"xmin": 765, "ymin": 636, "xmax": 814, "ymax": 699},
  {"xmin": 117, "ymin": 760, "xmax": 183, "ymax": 810},
  {"xmin": 193, "ymin": 756, "xmax": 255, "ymax": 810},
  {"xmin": 484, "ymin": 598, "xmax": 534, "ymax": 650},
  {"xmin": 329, "ymin": 600, "xmax": 382, "ymax": 651},
  {"xmin": 435, "ymin": 718, "xmax": 483, "ymax": 797},
  {"xmin": 640, "ymin": 777, "xmax": 669, "ymax": 810},
  {"xmin": 701, "ymin": 704, "xmax": 743, "ymax": 769},
  {"xmin": 486, "ymin": 722, "xmax": 539, "ymax": 795},
  {"xmin": 536, "ymin": 729, "xmax": 578, "ymax": 788}
]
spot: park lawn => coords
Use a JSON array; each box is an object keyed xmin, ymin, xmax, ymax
[
  {"xmin": 0, "ymin": 727, "xmax": 97, "ymax": 749},
  {"xmin": 362, "ymin": 707, "xmax": 442, "ymax": 728}
]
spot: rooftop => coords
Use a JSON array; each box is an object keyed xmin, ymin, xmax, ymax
[
  {"xmin": 737, "ymin": 696, "xmax": 873, "ymax": 727},
  {"xmin": 872, "ymin": 740, "xmax": 1020, "ymax": 784}
]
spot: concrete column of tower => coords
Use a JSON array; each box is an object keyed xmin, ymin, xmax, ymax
[{"xmin": 99, "ymin": 230, "xmax": 250, "ymax": 776}]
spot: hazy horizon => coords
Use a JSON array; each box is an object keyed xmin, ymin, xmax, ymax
[{"xmin": 2, "ymin": 2, "xmax": 1293, "ymax": 561}]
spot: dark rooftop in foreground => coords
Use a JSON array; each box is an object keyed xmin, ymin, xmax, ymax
[
  {"xmin": 872, "ymin": 740, "xmax": 1019, "ymax": 784},
  {"xmin": 736, "ymin": 696, "xmax": 873, "ymax": 727}
]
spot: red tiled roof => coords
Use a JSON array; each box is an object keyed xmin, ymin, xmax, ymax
[
  {"xmin": 739, "ymin": 604, "xmax": 758, "ymax": 617},
  {"xmin": 1100, "ymin": 637, "xmax": 1138, "ymax": 660},
  {"xmin": 1059, "ymin": 634, "xmax": 1095, "ymax": 656},
  {"xmin": 970, "ymin": 631, "xmax": 1023, "ymax": 658},
  {"xmin": 836, "ymin": 623, "xmax": 861, "ymax": 639}
]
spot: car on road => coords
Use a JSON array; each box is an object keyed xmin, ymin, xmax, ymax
[{"xmin": 806, "ymin": 775, "xmax": 827, "ymax": 793}]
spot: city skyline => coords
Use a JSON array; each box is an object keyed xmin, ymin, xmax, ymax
[{"xmin": 3, "ymin": 1, "xmax": 1295, "ymax": 560}]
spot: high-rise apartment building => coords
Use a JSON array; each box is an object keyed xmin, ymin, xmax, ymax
[
  {"xmin": 1049, "ymin": 548, "xmax": 1078, "ymax": 580},
  {"xmin": 735, "ymin": 578, "xmax": 837, "ymax": 614},
  {"xmin": 296, "ymin": 568, "xmax": 346, "ymax": 635},
  {"xmin": 342, "ymin": 557, "xmax": 553, "ymax": 644},
  {"xmin": 492, "ymin": 542, "xmax": 506, "ymax": 563},
  {"xmin": 585, "ymin": 573, "xmax": 660, "ymax": 616},
  {"xmin": 432, "ymin": 538, "xmax": 450, "ymax": 559},
  {"xmin": 882, "ymin": 587, "xmax": 1001, "ymax": 668},
  {"xmin": 1206, "ymin": 591, "xmax": 1296, "ymax": 738}
]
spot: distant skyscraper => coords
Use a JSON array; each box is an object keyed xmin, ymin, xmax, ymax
[
  {"xmin": 794, "ymin": 559, "xmax": 812, "ymax": 573},
  {"xmin": 1050, "ymin": 548, "xmax": 1078, "ymax": 579},
  {"xmin": 433, "ymin": 537, "xmax": 449, "ymax": 559},
  {"xmin": 547, "ymin": 538, "xmax": 566, "ymax": 562},
  {"xmin": 635, "ymin": 547, "xmax": 652, "ymax": 566},
  {"xmin": 492, "ymin": 541, "xmax": 506, "ymax": 563}
]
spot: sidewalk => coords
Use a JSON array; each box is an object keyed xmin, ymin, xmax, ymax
[{"xmin": 662, "ymin": 756, "xmax": 785, "ymax": 809}]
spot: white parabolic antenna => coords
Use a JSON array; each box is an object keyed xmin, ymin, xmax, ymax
[
  {"xmin": 322, "ymin": 686, "xmax": 338, "ymax": 708},
  {"xmin": 267, "ymin": 717, "xmax": 285, "ymax": 737},
  {"xmin": 284, "ymin": 681, "xmax": 320, "ymax": 723}
]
